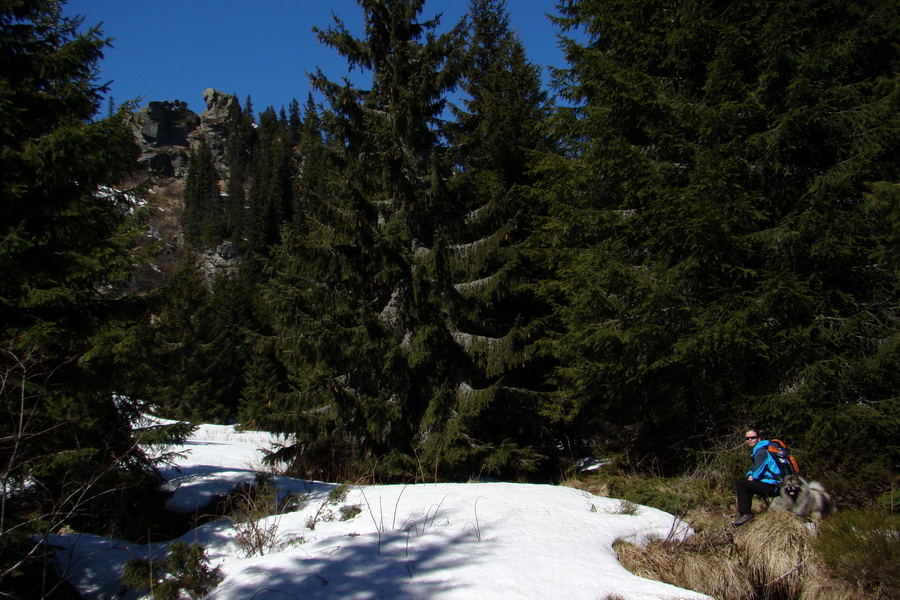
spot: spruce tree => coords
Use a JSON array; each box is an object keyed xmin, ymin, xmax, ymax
[
  {"xmin": 182, "ymin": 136, "xmax": 223, "ymax": 247},
  {"xmin": 143, "ymin": 253, "xmax": 264, "ymax": 424},
  {"xmin": 258, "ymin": 0, "xmax": 483, "ymax": 480},
  {"xmin": 244, "ymin": 107, "xmax": 294, "ymax": 255},
  {"xmin": 432, "ymin": 0, "xmax": 556, "ymax": 475},
  {"xmin": 0, "ymin": 1, "xmax": 169, "ymax": 589},
  {"xmin": 541, "ymin": 0, "xmax": 900, "ymax": 489},
  {"xmin": 223, "ymin": 95, "xmax": 256, "ymax": 244}
]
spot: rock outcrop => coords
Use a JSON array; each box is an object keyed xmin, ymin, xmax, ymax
[
  {"xmin": 130, "ymin": 100, "xmax": 197, "ymax": 177},
  {"xmin": 130, "ymin": 89, "xmax": 237, "ymax": 178},
  {"xmin": 128, "ymin": 90, "xmax": 244, "ymax": 289},
  {"xmin": 188, "ymin": 88, "xmax": 238, "ymax": 172},
  {"xmin": 197, "ymin": 241, "xmax": 242, "ymax": 285}
]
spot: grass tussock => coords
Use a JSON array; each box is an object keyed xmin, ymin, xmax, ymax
[
  {"xmin": 615, "ymin": 509, "xmax": 879, "ymax": 600},
  {"xmin": 564, "ymin": 451, "xmax": 895, "ymax": 599},
  {"xmin": 734, "ymin": 512, "xmax": 818, "ymax": 599},
  {"xmin": 561, "ymin": 476, "xmax": 611, "ymax": 498},
  {"xmin": 615, "ymin": 528, "xmax": 755, "ymax": 600}
]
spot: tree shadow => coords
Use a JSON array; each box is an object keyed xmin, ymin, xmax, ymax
[{"xmin": 211, "ymin": 526, "xmax": 480, "ymax": 599}]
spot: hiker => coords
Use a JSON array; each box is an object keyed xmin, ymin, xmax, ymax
[{"xmin": 732, "ymin": 429, "xmax": 781, "ymax": 526}]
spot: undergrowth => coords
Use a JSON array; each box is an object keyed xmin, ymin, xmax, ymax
[
  {"xmin": 122, "ymin": 542, "xmax": 221, "ymax": 600},
  {"xmin": 563, "ymin": 470, "xmax": 734, "ymax": 518},
  {"xmin": 814, "ymin": 508, "xmax": 900, "ymax": 598},
  {"xmin": 563, "ymin": 449, "xmax": 897, "ymax": 599}
]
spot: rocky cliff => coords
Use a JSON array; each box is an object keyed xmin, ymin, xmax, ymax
[
  {"xmin": 130, "ymin": 88, "xmax": 236, "ymax": 178},
  {"xmin": 128, "ymin": 89, "xmax": 243, "ymax": 291}
]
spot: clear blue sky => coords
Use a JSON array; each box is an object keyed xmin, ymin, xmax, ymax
[{"xmin": 63, "ymin": 0, "xmax": 574, "ymax": 116}]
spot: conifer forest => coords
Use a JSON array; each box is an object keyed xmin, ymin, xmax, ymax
[{"xmin": 2, "ymin": 0, "xmax": 898, "ymax": 591}]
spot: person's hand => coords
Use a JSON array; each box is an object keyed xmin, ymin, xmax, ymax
[{"xmin": 748, "ymin": 476, "xmax": 754, "ymax": 481}]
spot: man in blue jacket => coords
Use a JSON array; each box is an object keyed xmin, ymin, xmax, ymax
[{"xmin": 732, "ymin": 429, "xmax": 781, "ymax": 526}]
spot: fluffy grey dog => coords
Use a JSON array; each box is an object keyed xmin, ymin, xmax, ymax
[{"xmin": 769, "ymin": 474, "xmax": 837, "ymax": 520}]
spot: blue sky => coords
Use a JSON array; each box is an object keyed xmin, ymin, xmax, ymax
[{"xmin": 63, "ymin": 0, "xmax": 575, "ymax": 117}]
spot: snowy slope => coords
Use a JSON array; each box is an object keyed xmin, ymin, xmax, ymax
[{"xmin": 50, "ymin": 423, "xmax": 713, "ymax": 600}]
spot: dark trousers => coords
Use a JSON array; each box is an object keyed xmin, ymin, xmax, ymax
[{"xmin": 736, "ymin": 478, "xmax": 779, "ymax": 514}]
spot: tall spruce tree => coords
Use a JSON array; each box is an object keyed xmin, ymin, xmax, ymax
[
  {"xmin": 140, "ymin": 258, "xmax": 251, "ymax": 423},
  {"xmin": 258, "ymin": 0, "xmax": 541, "ymax": 481},
  {"xmin": 436, "ymin": 0, "xmax": 556, "ymax": 474},
  {"xmin": 541, "ymin": 0, "xmax": 899, "ymax": 492},
  {"xmin": 289, "ymin": 93, "xmax": 329, "ymax": 236},
  {"xmin": 0, "ymin": 1, "xmax": 174, "ymax": 591}
]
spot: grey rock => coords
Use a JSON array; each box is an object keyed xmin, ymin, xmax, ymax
[
  {"xmin": 200, "ymin": 88, "xmax": 237, "ymax": 126},
  {"xmin": 131, "ymin": 90, "xmax": 238, "ymax": 178},
  {"xmin": 197, "ymin": 241, "xmax": 242, "ymax": 284},
  {"xmin": 132, "ymin": 100, "xmax": 200, "ymax": 147}
]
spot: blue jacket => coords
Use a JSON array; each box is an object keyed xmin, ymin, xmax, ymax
[{"xmin": 746, "ymin": 439, "xmax": 781, "ymax": 485}]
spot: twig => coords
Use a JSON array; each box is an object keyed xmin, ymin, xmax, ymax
[
  {"xmin": 464, "ymin": 496, "xmax": 485, "ymax": 542},
  {"xmin": 391, "ymin": 483, "xmax": 408, "ymax": 530},
  {"xmin": 358, "ymin": 487, "xmax": 383, "ymax": 555},
  {"xmin": 251, "ymin": 586, "xmax": 304, "ymax": 598},
  {"xmin": 428, "ymin": 494, "xmax": 451, "ymax": 528}
]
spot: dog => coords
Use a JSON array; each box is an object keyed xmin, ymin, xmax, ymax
[{"xmin": 769, "ymin": 474, "xmax": 837, "ymax": 520}]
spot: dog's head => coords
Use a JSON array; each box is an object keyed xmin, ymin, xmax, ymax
[{"xmin": 782, "ymin": 474, "xmax": 803, "ymax": 500}]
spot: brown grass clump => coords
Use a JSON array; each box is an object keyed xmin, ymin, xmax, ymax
[
  {"xmin": 733, "ymin": 512, "xmax": 813, "ymax": 597},
  {"xmin": 615, "ymin": 528, "xmax": 755, "ymax": 600},
  {"xmin": 733, "ymin": 511, "xmax": 867, "ymax": 600},
  {"xmin": 614, "ymin": 509, "xmax": 871, "ymax": 600}
]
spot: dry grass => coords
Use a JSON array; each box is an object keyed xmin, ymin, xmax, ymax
[
  {"xmin": 734, "ymin": 512, "xmax": 815, "ymax": 598},
  {"xmin": 798, "ymin": 577, "xmax": 864, "ymax": 600},
  {"xmin": 560, "ymin": 475, "xmax": 610, "ymax": 498},
  {"xmin": 614, "ymin": 509, "xmax": 871, "ymax": 600},
  {"xmin": 616, "ymin": 530, "xmax": 755, "ymax": 600},
  {"xmin": 734, "ymin": 512, "xmax": 864, "ymax": 599},
  {"xmin": 562, "ymin": 461, "xmax": 880, "ymax": 599}
]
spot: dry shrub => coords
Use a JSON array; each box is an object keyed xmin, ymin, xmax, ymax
[{"xmin": 615, "ymin": 528, "xmax": 755, "ymax": 600}]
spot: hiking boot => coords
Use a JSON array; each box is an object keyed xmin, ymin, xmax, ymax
[{"xmin": 731, "ymin": 513, "xmax": 754, "ymax": 527}]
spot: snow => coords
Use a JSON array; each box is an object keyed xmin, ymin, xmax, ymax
[{"xmin": 49, "ymin": 423, "xmax": 714, "ymax": 600}]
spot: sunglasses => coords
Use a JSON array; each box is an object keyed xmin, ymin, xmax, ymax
[{"xmin": 745, "ymin": 436, "xmax": 759, "ymax": 440}]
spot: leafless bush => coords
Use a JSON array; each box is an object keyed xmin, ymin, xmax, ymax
[
  {"xmin": 1, "ymin": 346, "xmax": 164, "ymax": 595},
  {"xmin": 222, "ymin": 474, "xmax": 306, "ymax": 557}
]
